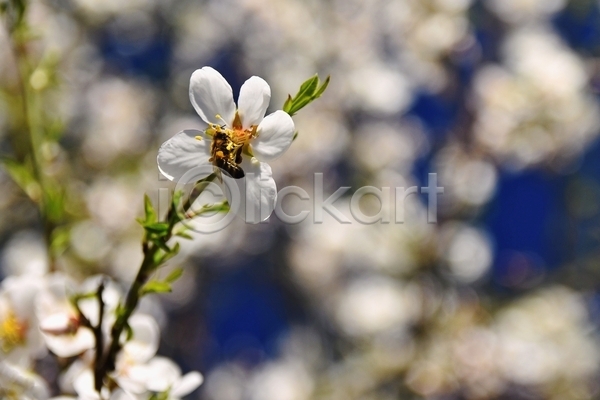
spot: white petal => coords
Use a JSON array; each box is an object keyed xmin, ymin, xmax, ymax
[
  {"xmin": 189, "ymin": 67, "xmax": 236, "ymax": 126},
  {"xmin": 157, "ymin": 130, "xmax": 213, "ymax": 182},
  {"xmin": 3, "ymin": 275, "xmax": 44, "ymax": 319},
  {"xmin": 0, "ymin": 361, "xmax": 49, "ymax": 399},
  {"xmin": 110, "ymin": 389, "xmax": 148, "ymax": 400},
  {"xmin": 59, "ymin": 358, "xmax": 87, "ymax": 394},
  {"xmin": 79, "ymin": 275, "xmax": 122, "ymax": 312},
  {"xmin": 39, "ymin": 313, "xmax": 71, "ymax": 334},
  {"xmin": 123, "ymin": 314, "xmax": 159, "ymax": 363},
  {"xmin": 77, "ymin": 298, "xmax": 99, "ymax": 328},
  {"xmin": 73, "ymin": 369, "xmax": 97, "ymax": 399},
  {"xmin": 237, "ymin": 76, "xmax": 271, "ymax": 129},
  {"xmin": 143, "ymin": 357, "xmax": 180, "ymax": 392},
  {"xmin": 171, "ymin": 371, "xmax": 203, "ymax": 398},
  {"xmin": 43, "ymin": 327, "xmax": 95, "ymax": 358},
  {"xmin": 110, "ymin": 389, "xmax": 145, "ymax": 400},
  {"xmin": 251, "ymin": 110, "xmax": 295, "ymax": 161},
  {"xmin": 114, "ymin": 370, "xmax": 147, "ymax": 396},
  {"xmin": 222, "ymin": 159, "xmax": 277, "ymax": 223}
]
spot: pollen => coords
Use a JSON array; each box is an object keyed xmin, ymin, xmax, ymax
[{"xmin": 0, "ymin": 311, "xmax": 27, "ymax": 353}]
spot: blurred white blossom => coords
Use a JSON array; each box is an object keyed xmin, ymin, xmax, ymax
[{"xmin": 472, "ymin": 27, "xmax": 600, "ymax": 169}]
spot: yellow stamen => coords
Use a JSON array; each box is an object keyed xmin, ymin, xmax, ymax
[
  {"xmin": 215, "ymin": 114, "xmax": 229, "ymax": 126},
  {"xmin": 0, "ymin": 311, "xmax": 27, "ymax": 353}
]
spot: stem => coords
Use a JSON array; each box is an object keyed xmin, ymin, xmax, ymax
[
  {"xmin": 93, "ymin": 280, "xmax": 106, "ymax": 393},
  {"xmin": 182, "ymin": 174, "xmax": 216, "ymax": 216},
  {"xmin": 100, "ymin": 244, "xmax": 158, "ymax": 374},
  {"xmin": 7, "ymin": 21, "xmax": 58, "ymax": 271},
  {"xmin": 97, "ymin": 187, "xmax": 183, "ymax": 380},
  {"xmin": 97, "ymin": 182, "xmax": 225, "ymax": 384}
]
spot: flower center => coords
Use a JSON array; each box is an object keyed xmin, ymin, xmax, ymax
[
  {"xmin": 205, "ymin": 112, "xmax": 258, "ymax": 146},
  {"xmin": 0, "ymin": 310, "xmax": 27, "ymax": 353},
  {"xmin": 202, "ymin": 112, "xmax": 259, "ymax": 179}
]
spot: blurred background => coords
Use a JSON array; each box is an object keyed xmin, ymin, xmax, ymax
[{"xmin": 3, "ymin": 0, "xmax": 600, "ymax": 398}]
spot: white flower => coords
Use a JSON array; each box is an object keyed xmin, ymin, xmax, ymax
[
  {"xmin": 36, "ymin": 274, "xmax": 121, "ymax": 358},
  {"xmin": 62, "ymin": 360, "xmax": 138, "ymax": 400},
  {"xmin": 157, "ymin": 66, "xmax": 295, "ymax": 222},
  {"xmin": 0, "ymin": 361, "xmax": 49, "ymax": 400},
  {"xmin": 142, "ymin": 357, "xmax": 203, "ymax": 399},
  {"xmin": 115, "ymin": 320, "xmax": 202, "ymax": 398},
  {"xmin": 111, "ymin": 314, "xmax": 160, "ymax": 394},
  {"xmin": 0, "ymin": 274, "xmax": 47, "ymax": 366},
  {"xmin": 57, "ymin": 314, "xmax": 187, "ymax": 400}
]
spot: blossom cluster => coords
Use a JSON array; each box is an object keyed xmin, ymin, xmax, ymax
[{"xmin": 0, "ymin": 272, "xmax": 202, "ymax": 399}]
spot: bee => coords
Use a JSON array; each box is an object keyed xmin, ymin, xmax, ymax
[{"xmin": 209, "ymin": 130, "xmax": 245, "ymax": 179}]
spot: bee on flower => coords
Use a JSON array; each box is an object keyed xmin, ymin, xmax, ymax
[{"xmin": 157, "ymin": 67, "xmax": 296, "ymax": 223}]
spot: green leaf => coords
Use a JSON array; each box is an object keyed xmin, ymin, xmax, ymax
[
  {"xmin": 149, "ymin": 392, "xmax": 169, "ymax": 400},
  {"xmin": 143, "ymin": 222, "xmax": 170, "ymax": 234},
  {"xmin": 282, "ymin": 95, "xmax": 293, "ymax": 113},
  {"xmin": 175, "ymin": 230, "xmax": 193, "ymax": 240},
  {"xmin": 140, "ymin": 280, "xmax": 172, "ymax": 296},
  {"xmin": 287, "ymin": 97, "xmax": 313, "ymax": 116},
  {"xmin": 283, "ymin": 74, "xmax": 330, "ymax": 116},
  {"xmin": 295, "ymin": 75, "xmax": 319, "ymax": 99},
  {"xmin": 313, "ymin": 75, "xmax": 330, "ymax": 98},
  {"xmin": 1, "ymin": 157, "xmax": 40, "ymax": 201},
  {"xmin": 50, "ymin": 225, "xmax": 70, "ymax": 256},
  {"xmin": 157, "ymin": 240, "xmax": 172, "ymax": 253},
  {"xmin": 45, "ymin": 184, "xmax": 65, "ymax": 223},
  {"xmin": 159, "ymin": 242, "xmax": 180, "ymax": 264},
  {"xmin": 144, "ymin": 194, "xmax": 157, "ymax": 224},
  {"xmin": 203, "ymin": 201, "xmax": 230, "ymax": 214},
  {"xmin": 165, "ymin": 267, "xmax": 184, "ymax": 283},
  {"xmin": 69, "ymin": 291, "xmax": 97, "ymax": 308},
  {"xmin": 169, "ymin": 190, "xmax": 185, "ymax": 224},
  {"xmin": 151, "ymin": 241, "xmax": 180, "ymax": 266}
]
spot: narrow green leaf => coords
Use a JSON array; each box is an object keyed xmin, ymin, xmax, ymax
[
  {"xmin": 284, "ymin": 74, "xmax": 330, "ymax": 116},
  {"xmin": 50, "ymin": 225, "xmax": 70, "ymax": 255},
  {"xmin": 203, "ymin": 201, "xmax": 230, "ymax": 214},
  {"xmin": 152, "ymin": 250, "xmax": 165, "ymax": 266},
  {"xmin": 45, "ymin": 185, "xmax": 65, "ymax": 222},
  {"xmin": 1, "ymin": 157, "xmax": 40, "ymax": 201},
  {"xmin": 170, "ymin": 242, "xmax": 180, "ymax": 256},
  {"xmin": 172, "ymin": 190, "xmax": 183, "ymax": 209},
  {"xmin": 175, "ymin": 230, "xmax": 193, "ymax": 240},
  {"xmin": 170, "ymin": 190, "xmax": 185, "ymax": 224},
  {"xmin": 144, "ymin": 194, "xmax": 157, "ymax": 224},
  {"xmin": 153, "ymin": 242, "xmax": 180, "ymax": 266},
  {"xmin": 140, "ymin": 280, "xmax": 172, "ymax": 296},
  {"xmin": 283, "ymin": 94, "xmax": 293, "ymax": 113},
  {"xmin": 70, "ymin": 291, "xmax": 97, "ymax": 304},
  {"xmin": 165, "ymin": 267, "xmax": 184, "ymax": 283},
  {"xmin": 295, "ymin": 75, "xmax": 319, "ymax": 99},
  {"xmin": 144, "ymin": 222, "xmax": 170, "ymax": 233},
  {"xmin": 288, "ymin": 97, "xmax": 314, "ymax": 115},
  {"xmin": 313, "ymin": 75, "xmax": 330, "ymax": 98},
  {"xmin": 156, "ymin": 240, "xmax": 171, "ymax": 254}
]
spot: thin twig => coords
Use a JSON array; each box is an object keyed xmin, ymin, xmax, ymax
[{"xmin": 93, "ymin": 280, "xmax": 106, "ymax": 393}]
